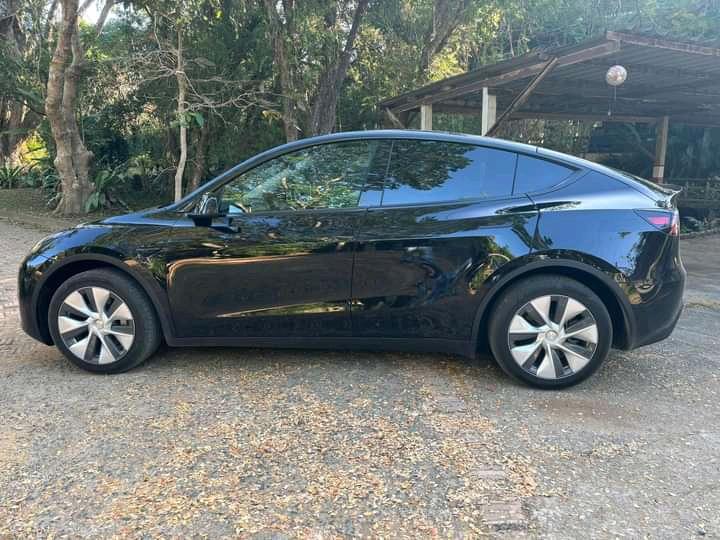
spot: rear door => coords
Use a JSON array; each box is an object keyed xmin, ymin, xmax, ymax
[{"xmin": 351, "ymin": 139, "xmax": 539, "ymax": 341}]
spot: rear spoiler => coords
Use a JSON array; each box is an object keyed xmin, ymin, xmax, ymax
[
  {"xmin": 612, "ymin": 170, "xmax": 683, "ymax": 209},
  {"xmin": 657, "ymin": 184, "xmax": 683, "ymax": 209},
  {"xmin": 636, "ymin": 181, "xmax": 682, "ymax": 209}
]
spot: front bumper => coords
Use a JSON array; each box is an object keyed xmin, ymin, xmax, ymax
[{"xmin": 18, "ymin": 253, "xmax": 53, "ymax": 345}]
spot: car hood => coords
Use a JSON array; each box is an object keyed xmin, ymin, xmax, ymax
[
  {"xmin": 92, "ymin": 206, "xmax": 181, "ymax": 227},
  {"xmin": 25, "ymin": 207, "xmax": 179, "ymax": 261}
]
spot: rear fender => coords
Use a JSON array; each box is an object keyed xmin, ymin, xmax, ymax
[{"xmin": 470, "ymin": 252, "xmax": 636, "ymax": 349}]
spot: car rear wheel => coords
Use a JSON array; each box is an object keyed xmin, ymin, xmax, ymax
[
  {"xmin": 488, "ymin": 275, "xmax": 612, "ymax": 389},
  {"xmin": 48, "ymin": 269, "xmax": 161, "ymax": 373}
]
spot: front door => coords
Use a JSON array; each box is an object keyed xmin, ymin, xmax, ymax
[{"xmin": 164, "ymin": 139, "xmax": 389, "ymax": 339}]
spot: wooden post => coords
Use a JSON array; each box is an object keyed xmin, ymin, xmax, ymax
[
  {"xmin": 653, "ymin": 116, "xmax": 670, "ymax": 183},
  {"xmin": 481, "ymin": 87, "xmax": 496, "ymax": 136},
  {"xmin": 420, "ymin": 104, "xmax": 432, "ymax": 130}
]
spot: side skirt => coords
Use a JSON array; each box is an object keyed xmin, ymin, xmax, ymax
[{"xmin": 165, "ymin": 336, "xmax": 477, "ymax": 359}]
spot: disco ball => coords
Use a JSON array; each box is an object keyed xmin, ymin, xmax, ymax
[{"xmin": 606, "ymin": 65, "xmax": 628, "ymax": 87}]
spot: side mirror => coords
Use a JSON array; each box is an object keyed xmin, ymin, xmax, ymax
[
  {"xmin": 187, "ymin": 193, "xmax": 222, "ymax": 227},
  {"xmin": 187, "ymin": 212, "xmax": 218, "ymax": 227}
]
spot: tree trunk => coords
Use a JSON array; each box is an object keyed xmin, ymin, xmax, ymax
[
  {"xmin": 0, "ymin": 0, "xmax": 39, "ymax": 165},
  {"xmin": 419, "ymin": 0, "xmax": 471, "ymax": 75},
  {"xmin": 189, "ymin": 115, "xmax": 210, "ymax": 192},
  {"xmin": 174, "ymin": 27, "xmax": 187, "ymax": 202},
  {"xmin": 263, "ymin": 0, "xmax": 298, "ymax": 142},
  {"xmin": 308, "ymin": 0, "xmax": 369, "ymax": 136},
  {"xmin": 0, "ymin": 100, "xmax": 27, "ymax": 164},
  {"xmin": 45, "ymin": 0, "xmax": 94, "ymax": 215}
]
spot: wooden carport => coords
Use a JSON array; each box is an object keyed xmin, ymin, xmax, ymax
[{"xmin": 380, "ymin": 31, "xmax": 720, "ymax": 183}]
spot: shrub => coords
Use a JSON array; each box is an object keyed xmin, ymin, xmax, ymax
[
  {"xmin": 85, "ymin": 164, "xmax": 131, "ymax": 212},
  {"xmin": 0, "ymin": 164, "xmax": 30, "ymax": 189}
]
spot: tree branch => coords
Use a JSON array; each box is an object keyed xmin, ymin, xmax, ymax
[
  {"xmin": 334, "ymin": 0, "xmax": 369, "ymax": 88},
  {"xmin": 78, "ymin": 0, "xmax": 93, "ymax": 15},
  {"xmin": 420, "ymin": 0, "xmax": 472, "ymax": 74},
  {"xmin": 94, "ymin": 0, "xmax": 114, "ymax": 36}
]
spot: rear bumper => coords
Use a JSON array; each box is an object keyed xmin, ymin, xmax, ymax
[{"xmin": 625, "ymin": 262, "xmax": 686, "ymax": 350}]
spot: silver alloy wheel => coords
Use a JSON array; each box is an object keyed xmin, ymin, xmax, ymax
[
  {"xmin": 57, "ymin": 287, "xmax": 135, "ymax": 364},
  {"xmin": 507, "ymin": 295, "xmax": 598, "ymax": 380}
]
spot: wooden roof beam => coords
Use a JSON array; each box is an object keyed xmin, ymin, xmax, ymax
[
  {"xmin": 486, "ymin": 57, "xmax": 559, "ymax": 137},
  {"xmin": 517, "ymin": 101, "xmax": 711, "ymax": 117},
  {"xmin": 521, "ymin": 94, "xmax": 717, "ymax": 116},
  {"xmin": 430, "ymin": 104, "xmax": 659, "ymax": 124},
  {"xmin": 617, "ymin": 74, "xmax": 720, "ymax": 100},
  {"xmin": 509, "ymin": 111, "xmax": 657, "ymax": 123},
  {"xmin": 430, "ymin": 105, "xmax": 720, "ymax": 127},
  {"xmin": 437, "ymin": 84, "xmax": 720, "ymax": 111},
  {"xmin": 581, "ymin": 58, "xmax": 716, "ymax": 81},
  {"xmin": 606, "ymin": 31, "xmax": 720, "ymax": 57},
  {"xmin": 522, "ymin": 73, "xmax": 720, "ymax": 101}
]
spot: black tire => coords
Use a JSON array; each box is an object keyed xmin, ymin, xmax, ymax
[
  {"xmin": 488, "ymin": 275, "xmax": 612, "ymax": 389},
  {"xmin": 48, "ymin": 268, "xmax": 161, "ymax": 373}
]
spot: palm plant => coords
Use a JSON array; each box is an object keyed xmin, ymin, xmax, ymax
[{"xmin": 0, "ymin": 165, "xmax": 28, "ymax": 189}]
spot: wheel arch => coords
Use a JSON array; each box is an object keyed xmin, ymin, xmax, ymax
[
  {"xmin": 34, "ymin": 254, "xmax": 174, "ymax": 345},
  {"xmin": 471, "ymin": 257, "xmax": 636, "ymax": 352}
]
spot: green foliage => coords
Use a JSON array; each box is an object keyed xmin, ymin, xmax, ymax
[
  {"xmin": 39, "ymin": 169, "xmax": 60, "ymax": 206},
  {"xmin": 0, "ymin": 162, "xmax": 53, "ymax": 190},
  {"xmin": 4, "ymin": 0, "xmax": 720, "ymax": 213},
  {"xmin": 85, "ymin": 164, "xmax": 129, "ymax": 213},
  {"xmin": 0, "ymin": 165, "xmax": 30, "ymax": 189},
  {"xmin": 21, "ymin": 154, "xmax": 62, "ymax": 206}
]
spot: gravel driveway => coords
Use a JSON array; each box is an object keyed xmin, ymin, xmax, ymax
[{"xmin": 1, "ymin": 217, "xmax": 718, "ymax": 538}]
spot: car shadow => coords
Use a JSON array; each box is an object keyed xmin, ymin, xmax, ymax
[{"xmin": 17, "ymin": 333, "xmax": 662, "ymax": 395}]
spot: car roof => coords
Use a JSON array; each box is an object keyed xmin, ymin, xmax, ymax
[
  {"xmin": 274, "ymin": 130, "xmax": 617, "ymax": 175},
  {"xmin": 176, "ymin": 129, "xmax": 649, "ymax": 208},
  {"xmin": 298, "ymin": 129, "xmax": 541, "ymax": 155}
]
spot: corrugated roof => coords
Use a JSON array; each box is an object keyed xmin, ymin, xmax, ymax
[{"xmin": 380, "ymin": 32, "xmax": 720, "ymax": 127}]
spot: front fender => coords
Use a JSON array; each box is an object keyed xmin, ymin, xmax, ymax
[{"xmin": 20, "ymin": 225, "xmax": 176, "ymax": 344}]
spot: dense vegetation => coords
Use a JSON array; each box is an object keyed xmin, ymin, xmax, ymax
[{"xmin": 1, "ymin": 0, "xmax": 719, "ymax": 214}]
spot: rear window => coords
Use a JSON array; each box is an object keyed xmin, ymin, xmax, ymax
[
  {"xmin": 381, "ymin": 140, "xmax": 517, "ymax": 206},
  {"xmin": 513, "ymin": 155, "xmax": 575, "ymax": 194}
]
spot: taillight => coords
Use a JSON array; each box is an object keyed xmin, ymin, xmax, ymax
[{"xmin": 636, "ymin": 209, "xmax": 679, "ymax": 236}]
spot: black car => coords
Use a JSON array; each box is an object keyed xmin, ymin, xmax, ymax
[{"xmin": 18, "ymin": 130, "xmax": 685, "ymax": 388}]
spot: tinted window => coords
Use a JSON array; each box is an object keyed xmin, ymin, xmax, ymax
[
  {"xmin": 220, "ymin": 141, "xmax": 380, "ymax": 213},
  {"xmin": 358, "ymin": 140, "xmax": 392, "ymax": 207},
  {"xmin": 513, "ymin": 155, "xmax": 575, "ymax": 194},
  {"xmin": 381, "ymin": 140, "xmax": 517, "ymax": 206}
]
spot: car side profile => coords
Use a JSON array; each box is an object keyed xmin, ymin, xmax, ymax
[{"xmin": 18, "ymin": 130, "xmax": 685, "ymax": 388}]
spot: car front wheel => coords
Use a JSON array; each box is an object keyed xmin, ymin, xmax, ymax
[
  {"xmin": 48, "ymin": 268, "xmax": 161, "ymax": 373},
  {"xmin": 488, "ymin": 275, "xmax": 612, "ymax": 389}
]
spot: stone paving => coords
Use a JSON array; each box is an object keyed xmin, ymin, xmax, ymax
[
  {"xmin": 0, "ymin": 220, "xmax": 44, "ymax": 341},
  {"xmin": 0, "ymin": 217, "xmax": 718, "ymax": 537},
  {"xmin": 682, "ymin": 234, "xmax": 720, "ymax": 305}
]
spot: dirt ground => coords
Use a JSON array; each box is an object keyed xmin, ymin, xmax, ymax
[{"xmin": 0, "ymin": 211, "xmax": 718, "ymax": 538}]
